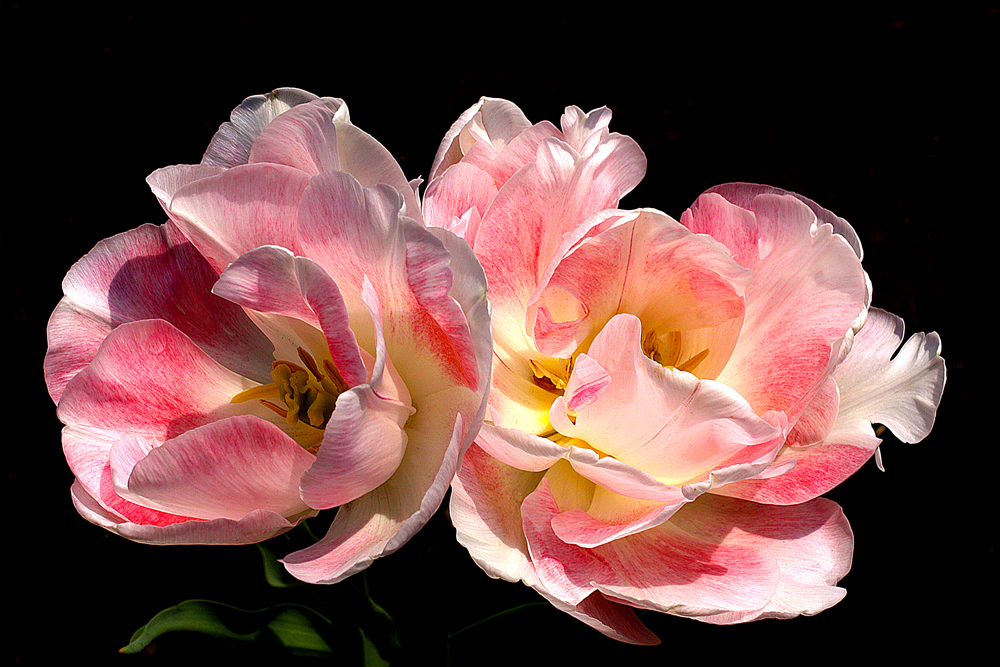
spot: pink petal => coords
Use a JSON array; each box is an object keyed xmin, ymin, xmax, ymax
[
  {"xmin": 248, "ymin": 102, "xmax": 421, "ymax": 221},
  {"xmin": 670, "ymin": 493, "xmax": 852, "ymax": 622},
  {"xmin": 57, "ymin": 319, "xmax": 256, "ymax": 439},
  {"xmin": 113, "ymin": 415, "xmax": 315, "ymax": 521},
  {"xmin": 521, "ymin": 479, "xmax": 778, "ymax": 614},
  {"xmin": 428, "ymin": 97, "xmax": 533, "ymax": 182},
  {"xmin": 297, "ymin": 172, "xmax": 482, "ymax": 392},
  {"xmin": 201, "ymin": 87, "xmax": 340, "ymax": 168},
  {"xmin": 44, "ymin": 222, "xmax": 272, "ymax": 403},
  {"xmin": 168, "ymin": 162, "xmax": 312, "ymax": 274},
  {"xmin": 698, "ymin": 193, "xmax": 868, "ymax": 421},
  {"xmin": 422, "ymin": 162, "xmax": 498, "ymax": 244},
  {"xmin": 555, "ymin": 315, "xmax": 784, "ymax": 485},
  {"xmin": 284, "ymin": 393, "xmax": 475, "ymax": 583},
  {"xmin": 534, "ymin": 208, "xmax": 750, "ymax": 372},
  {"xmin": 71, "ymin": 480, "xmax": 306, "ymax": 545},
  {"xmin": 474, "ymin": 132, "xmax": 644, "ymax": 360},
  {"xmin": 212, "ymin": 245, "xmax": 368, "ymax": 387}
]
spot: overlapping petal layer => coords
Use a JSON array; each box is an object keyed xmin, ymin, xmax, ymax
[
  {"xmin": 432, "ymin": 98, "xmax": 945, "ymax": 642},
  {"xmin": 47, "ymin": 89, "xmax": 492, "ymax": 582}
]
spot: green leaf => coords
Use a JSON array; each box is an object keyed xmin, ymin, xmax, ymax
[
  {"xmin": 256, "ymin": 542, "xmax": 302, "ymax": 588},
  {"xmin": 121, "ymin": 600, "xmax": 337, "ymax": 657},
  {"xmin": 360, "ymin": 628, "xmax": 391, "ymax": 667}
]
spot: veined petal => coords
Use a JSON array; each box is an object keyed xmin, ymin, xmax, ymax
[
  {"xmin": 699, "ymin": 193, "xmax": 868, "ymax": 421},
  {"xmin": 112, "ymin": 415, "xmax": 315, "ymax": 521},
  {"xmin": 555, "ymin": 315, "xmax": 784, "ymax": 485},
  {"xmin": 212, "ymin": 245, "xmax": 368, "ymax": 387},
  {"xmin": 44, "ymin": 222, "xmax": 272, "ymax": 402},
  {"xmin": 57, "ymin": 320, "xmax": 257, "ymax": 439},
  {"xmin": 168, "ymin": 162, "xmax": 312, "ymax": 275},
  {"xmin": 201, "ymin": 88, "xmax": 342, "ymax": 168},
  {"xmin": 521, "ymin": 479, "xmax": 779, "ymax": 614},
  {"xmin": 534, "ymin": 208, "xmax": 750, "ymax": 372},
  {"xmin": 429, "ymin": 97, "xmax": 533, "ymax": 182},
  {"xmin": 669, "ymin": 493, "xmax": 852, "ymax": 622},
  {"xmin": 422, "ymin": 162, "xmax": 497, "ymax": 245},
  {"xmin": 833, "ymin": 307, "xmax": 945, "ymax": 443},
  {"xmin": 248, "ymin": 102, "xmax": 421, "ymax": 221}
]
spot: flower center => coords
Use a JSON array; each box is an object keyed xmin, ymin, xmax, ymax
[
  {"xmin": 231, "ymin": 347, "xmax": 349, "ymax": 434},
  {"xmin": 642, "ymin": 328, "xmax": 710, "ymax": 374}
]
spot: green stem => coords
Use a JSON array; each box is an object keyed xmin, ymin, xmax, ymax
[{"xmin": 448, "ymin": 602, "xmax": 548, "ymax": 641}]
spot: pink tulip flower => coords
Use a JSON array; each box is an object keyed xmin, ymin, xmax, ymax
[
  {"xmin": 45, "ymin": 89, "xmax": 492, "ymax": 584},
  {"xmin": 426, "ymin": 98, "xmax": 945, "ymax": 642}
]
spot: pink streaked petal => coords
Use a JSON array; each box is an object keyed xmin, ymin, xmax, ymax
[
  {"xmin": 704, "ymin": 182, "xmax": 865, "ymax": 261},
  {"xmin": 787, "ymin": 375, "xmax": 840, "ymax": 447},
  {"xmin": 44, "ymin": 223, "xmax": 272, "ymax": 402},
  {"xmin": 450, "ymin": 442, "xmax": 545, "ymax": 585},
  {"xmin": 114, "ymin": 416, "xmax": 315, "ymax": 521},
  {"xmin": 299, "ymin": 384, "xmax": 413, "ymax": 510},
  {"xmin": 487, "ymin": 350, "xmax": 560, "ymax": 435},
  {"xmin": 72, "ymin": 481, "xmax": 308, "ymax": 545},
  {"xmin": 461, "ymin": 121, "xmax": 562, "ymax": 188},
  {"xmin": 833, "ymin": 307, "xmax": 946, "ymax": 443},
  {"xmin": 714, "ymin": 420, "xmax": 879, "ymax": 504},
  {"xmin": 546, "ymin": 591, "xmax": 660, "ymax": 645},
  {"xmin": 57, "ymin": 319, "xmax": 256, "ymax": 439},
  {"xmin": 522, "ymin": 479, "xmax": 778, "ymax": 613},
  {"xmin": 168, "ymin": 162, "xmax": 312, "ymax": 274},
  {"xmin": 474, "ymin": 133, "xmax": 643, "ymax": 359},
  {"xmin": 670, "ymin": 493, "xmax": 852, "ymax": 621},
  {"xmin": 556, "ymin": 315, "xmax": 784, "ymax": 485},
  {"xmin": 476, "ymin": 422, "xmax": 567, "ymax": 472},
  {"xmin": 422, "ymin": 162, "xmax": 497, "ymax": 244},
  {"xmin": 429, "ymin": 97, "xmax": 533, "ymax": 182},
  {"xmin": 201, "ymin": 87, "xmax": 339, "ymax": 168},
  {"xmin": 550, "ymin": 496, "xmax": 685, "ymax": 549},
  {"xmin": 146, "ymin": 165, "xmax": 227, "ymax": 217},
  {"xmin": 711, "ymin": 193, "xmax": 868, "ymax": 421},
  {"xmin": 285, "ymin": 390, "xmax": 474, "ymax": 583},
  {"xmin": 536, "ymin": 209, "xmax": 749, "ymax": 372},
  {"xmin": 63, "ymin": 425, "xmax": 195, "ymax": 528},
  {"xmin": 212, "ymin": 245, "xmax": 368, "ymax": 387}
]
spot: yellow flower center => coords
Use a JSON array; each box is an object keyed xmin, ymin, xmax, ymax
[{"xmin": 230, "ymin": 347, "xmax": 350, "ymax": 449}]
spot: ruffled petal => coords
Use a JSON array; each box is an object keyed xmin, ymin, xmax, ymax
[
  {"xmin": 57, "ymin": 319, "xmax": 257, "ymax": 439},
  {"xmin": 111, "ymin": 415, "xmax": 314, "ymax": 521},
  {"xmin": 670, "ymin": 493, "xmax": 852, "ymax": 622}
]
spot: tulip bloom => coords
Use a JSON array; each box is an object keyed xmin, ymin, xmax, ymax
[
  {"xmin": 45, "ymin": 89, "xmax": 492, "ymax": 583},
  {"xmin": 426, "ymin": 98, "xmax": 945, "ymax": 642}
]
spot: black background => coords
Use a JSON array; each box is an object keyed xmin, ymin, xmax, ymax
[{"xmin": 4, "ymin": 2, "xmax": 991, "ymax": 664}]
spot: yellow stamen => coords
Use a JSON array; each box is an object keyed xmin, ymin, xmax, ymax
[
  {"xmin": 676, "ymin": 348, "xmax": 710, "ymax": 373},
  {"xmin": 529, "ymin": 357, "xmax": 573, "ymax": 392}
]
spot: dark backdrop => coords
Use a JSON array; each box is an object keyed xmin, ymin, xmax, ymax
[{"xmin": 4, "ymin": 3, "xmax": 990, "ymax": 664}]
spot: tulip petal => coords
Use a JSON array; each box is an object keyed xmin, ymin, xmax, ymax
[
  {"xmin": 521, "ymin": 479, "xmax": 778, "ymax": 614},
  {"xmin": 201, "ymin": 87, "xmax": 340, "ymax": 168},
  {"xmin": 44, "ymin": 222, "xmax": 272, "ymax": 402},
  {"xmin": 71, "ymin": 480, "xmax": 306, "ymax": 545},
  {"xmin": 212, "ymin": 245, "xmax": 368, "ymax": 387},
  {"xmin": 248, "ymin": 102, "xmax": 421, "ymax": 221},
  {"xmin": 669, "ymin": 493, "xmax": 852, "ymax": 622},
  {"xmin": 535, "ymin": 209, "xmax": 750, "ymax": 372},
  {"xmin": 284, "ymin": 391, "xmax": 473, "ymax": 583},
  {"xmin": 112, "ymin": 415, "xmax": 315, "ymax": 521},
  {"xmin": 833, "ymin": 307, "xmax": 945, "ymax": 443},
  {"xmin": 168, "ymin": 162, "xmax": 312, "ymax": 274},
  {"xmin": 554, "ymin": 315, "xmax": 784, "ymax": 485},
  {"xmin": 429, "ymin": 97, "xmax": 534, "ymax": 183},
  {"xmin": 688, "ymin": 192, "xmax": 868, "ymax": 421},
  {"xmin": 57, "ymin": 319, "xmax": 257, "ymax": 439},
  {"xmin": 422, "ymin": 162, "xmax": 497, "ymax": 244},
  {"xmin": 297, "ymin": 172, "xmax": 481, "ymax": 392}
]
